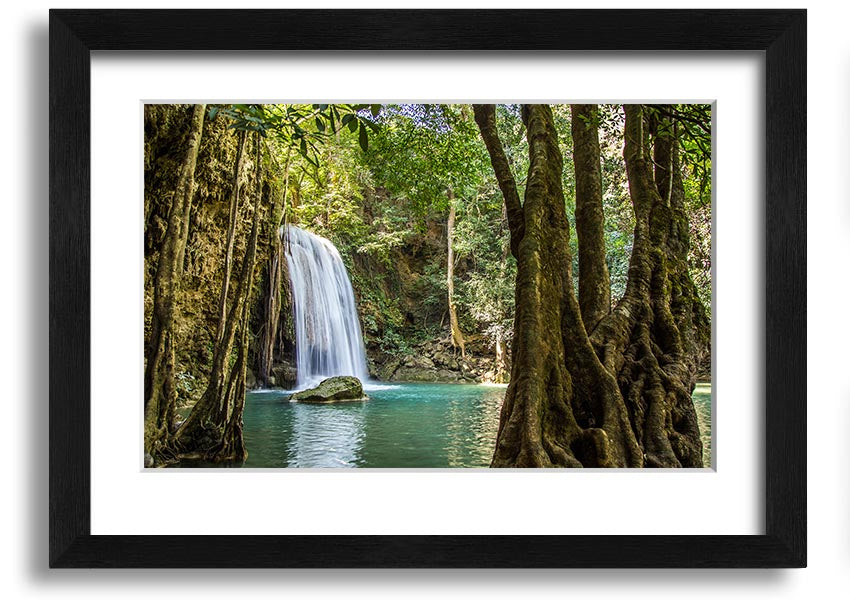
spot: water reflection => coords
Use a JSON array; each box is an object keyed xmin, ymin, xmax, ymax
[
  {"xmin": 287, "ymin": 402, "xmax": 365, "ymax": 467},
  {"xmin": 444, "ymin": 386, "xmax": 504, "ymax": 467},
  {"xmin": 234, "ymin": 383, "xmax": 709, "ymax": 468},
  {"xmin": 692, "ymin": 383, "xmax": 712, "ymax": 467}
]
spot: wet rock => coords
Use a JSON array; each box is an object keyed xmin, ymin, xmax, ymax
[
  {"xmin": 271, "ymin": 361, "xmax": 297, "ymax": 389},
  {"xmin": 366, "ymin": 335, "xmax": 510, "ymax": 384},
  {"xmin": 289, "ymin": 376, "xmax": 369, "ymax": 403}
]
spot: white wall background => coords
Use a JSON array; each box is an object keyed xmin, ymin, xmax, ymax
[{"xmin": 3, "ymin": 0, "xmax": 835, "ymax": 598}]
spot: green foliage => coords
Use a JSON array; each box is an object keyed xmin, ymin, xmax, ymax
[
  {"xmin": 148, "ymin": 101, "xmax": 712, "ymax": 396},
  {"xmin": 344, "ymin": 104, "xmax": 518, "ymax": 353},
  {"xmin": 606, "ymin": 229, "xmax": 633, "ymax": 301},
  {"xmin": 365, "ymin": 104, "xmax": 490, "ymax": 214},
  {"xmin": 210, "ymin": 103, "xmax": 380, "ymax": 169},
  {"xmin": 453, "ymin": 190, "xmax": 516, "ymax": 342},
  {"xmin": 207, "ymin": 102, "xmax": 710, "ymax": 360},
  {"xmin": 495, "ymin": 104, "xmax": 529, "ymax": 198}
]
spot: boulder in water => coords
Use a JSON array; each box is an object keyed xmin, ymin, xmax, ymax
[{"xmin": 289, "ymin": 376, "xmax": 368, "ymax": 403}]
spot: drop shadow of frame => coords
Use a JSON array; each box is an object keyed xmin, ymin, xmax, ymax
[{"xmin": 47, "ymin": 8, "xmax": 805, "ymax": 569}]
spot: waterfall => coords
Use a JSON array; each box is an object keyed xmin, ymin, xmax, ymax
[{"xmin": 284, "ymin": 225, "xmax": 370, "ymax": 389}]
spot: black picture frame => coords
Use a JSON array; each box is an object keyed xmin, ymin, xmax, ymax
[{"xmin": 49, "ymin": 9, "xmax": 806, "ymax": 568}]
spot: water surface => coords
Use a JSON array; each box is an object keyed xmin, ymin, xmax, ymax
[
  {"xmin": 692, "ymin": 382, "xmax": 712, "ymax": 467},
  {"xmin": 237, "ymin": 382, "xmax": 712, "ymax": 468}
]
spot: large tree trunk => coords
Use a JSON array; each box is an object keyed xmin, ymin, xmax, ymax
[
  {"xmin": 174, "ymin": 129, "xmax": 247, "ymax": 447},
  {"xmin": 474, "ymin": 103, "xmax": 707, "ymax": 468},
  {"xmin": 213, "ymin": 134, "xmax": 265, "ymax": 461},
  {"xmin": 143, "ymin": 103, "xmax": 205, "ymax": 463},
  {"xmin": 571, "ymin": 104, "xmax": 611, "ymax": 333},
  {"xmin": 590, "ymin": 105, "xmax": 707, "ymax": 467},
  {"xmin": 473, "ymin": 105, "xmax": 524, "ymax": 260},
  {"xmin": 446, "ymin": 189, "xmax": 465, "ymax": 358},
  {"xmin": 257, "ymin": 237, "xmax": 283, "ymax": 387},
  {"xmin": 651, "ymin": 114, "xmax": 712, "ymax": 385},
  {"xmin": 175, "ymin": 132, "xmax": 264, "ymax": 461},
  {"xmin": 257, "ymin": 152, "xmax": 291, "ymax": 387},
  {"xmin": 214, "ymin": 129, "xmax": 248, "ymax": 350},
  {"xmin": 476, "ymin": 104, "xmax": 641, "ymax": 468}
]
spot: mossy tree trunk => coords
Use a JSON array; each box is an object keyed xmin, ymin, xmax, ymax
[
  {"xmin": 589, "ymin": 105, "xmax": 708, "ymax": 467},
  {"xmin": 651, "ymin": 114, "xmax": 712, "ymax": 388},
  {"xmin": 473, "ymin": 105, "xmax": 524, "ymax": 261},
  {"xmin": 475, "ymin": 104, "xmax": 641, "ymax": 467},
  {"xmin": 474, "ymin": 103, "xmax": 707, "ymax": 468},
  {"xmin": 175, "ymin": 132, "xmax": 265, "ymax": 462},
  {"xmin": 571, "ymin": 104, "xmax": 611, "ymax": 334},
  {"xmin": 143, "ymin": 103, "xmax": 205, "ymax": 463},
  {"xmin": 257, "ymin": 234, "xmax": 283, "ymax": 387},
  {"xmin": 257, "ymin": 152, "xmax": 291, "ymax": 387},
  {"xmin": 214, "ymin": 129, "xmax": 247, "ymax": 352},
  {"xmin": 172, "ymin": 129, "xmax": 246, "ymax": 454},
  {"xmin": 214, "ymin": 134, "xmax": 265, "ymax": 461}
]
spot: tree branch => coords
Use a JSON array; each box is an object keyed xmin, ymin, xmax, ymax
[
  {"xmin": 472, "ymin": 104, "xmax": 524, "ymax": 259},
  {"xmin": 649, "ymin": 105, "xmax": 711, "ymax": 135}
]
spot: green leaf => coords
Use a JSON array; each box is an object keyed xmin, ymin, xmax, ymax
[
  {"xmin": 315, "ymin": 117, "xmax": 325, "ymax": 132},
  {"xmin": 348, "ymin": 118, "xmax": 358, "ymax": 133},
  {"xmin": 358, "ymin": 124, "xmax": 369, "ymax": 153},
  {"xmin": 370, "ymin": 104, "xmax": 381, "ymax": 117},
  {"xmin": 208, "ymin": 106, "xmax": 219, "ymax": 120}
]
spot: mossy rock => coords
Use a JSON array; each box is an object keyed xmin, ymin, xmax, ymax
[{"xmin": 289, "ymin": 376, "xmax": 368, "ymax": 403}]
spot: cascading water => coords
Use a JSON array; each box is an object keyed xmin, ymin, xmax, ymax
[{"xmin": 284, "ymin": 225, "xmax": 370, "ymax": 389}]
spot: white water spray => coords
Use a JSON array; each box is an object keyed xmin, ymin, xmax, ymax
[{"xmin": 284, "ymin": 225, "xmax": 370, "ymax": 389}]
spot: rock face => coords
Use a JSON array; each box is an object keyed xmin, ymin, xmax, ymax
[
  {"xmin": 270, "ymin": 361, "xmax": 298, "ymax": 389},
  {"xmin": 289, "ymin": 376, "xmax": 368, "ymax": 403},
  {"xmin": 369, "ymin": 336, "xmax": 510, "ymax": 384},
  {"xmin": 245, "ymin": 368, "xmax": 257, "ymax": 390}
]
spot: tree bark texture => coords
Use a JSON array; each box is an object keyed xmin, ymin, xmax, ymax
[
  {"xmin": 214, "ymin": 130, "xmax": 247, "ymax": 349},
  {"xmin": 214, "ymin": 134, "xmax": 265, "ymax": 462},
  {"xmin": 257, "ymin": 153, "xmax": 292, "ymax": 387},
  {"xmin": 590, "ymin": 105, "xmax": 708, "ymax": 467},
  {"xmin": 257, "ymin": 237, "xmax": 283, "ymax": 387},
  {"xmin": 477, "ymin": 104, "xmax": 641, "ymax": 467},
  {"xmin": 175, "ymin": 132, "xmax": 264, "ymax": 462},
  {"xmin": 472, "ymin": 105, "xmax": 525, "ymax": 260},
  {"xmin": 143, "ymin": 103, "xmax": 205, "ymax": 462},
  {"xmin": 571, "ymin": 104, "xmax": 611, "ymax": 334},
  {"xmin": 475, "ymin": 103, "xmax": 707, "ymax": 468}
]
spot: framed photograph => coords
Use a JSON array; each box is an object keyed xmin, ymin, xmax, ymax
[{"xmin": 50, "ymin": 9, "xmax": 806, "ymax": 567}]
